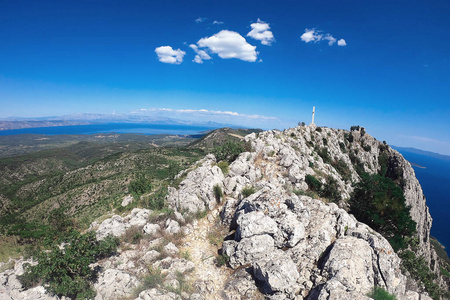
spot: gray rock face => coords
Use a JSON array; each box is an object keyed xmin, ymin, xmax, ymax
[
  {"xmin": 166, "ymin": 155, "xmax": 225, "ymax": 214},
  {"xmin": 96, "ymin": 208, "xmax": 152, "ymax": 240},
  {"xmin": 214, "ymin": 125, "xmax": 437, "ymax": 299},
  {"xmin": 253, "ymin": 251, "xmax": 300, "ymax": 296},
  {"xmin": 94, "ymin": 269, "xmax": 139, "ymax": 300}
]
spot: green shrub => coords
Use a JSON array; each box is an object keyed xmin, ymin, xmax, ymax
[
  {"xmin": 213, "ymin": 141, "xmax": 246, "ymax": 163},
  {"xmin": 18, "ymin": 231, "xmax": 119, "ymax": 299},
  {"xmin": 441, "ymin": 267, "xmax": 450, "ymax": 277},
  {"xmin": 129, "ymin": 174, "xmax": 153, "ymax": 198},
  {"xmin": 241, "ymin": 186, "xmax": 256, "ymax": 198},
  {"xmin": 216, "ymin": 254, "xmax": 229, "ymax": 267},
  {"xmin": 317, "ymin": 147, "xmax": 332, "ymax": 164},
  {"xmin": 213, "ymin": 184, "xmax": 223, "ymax": 202},
  {"xmin": 368, "ymin": 287, "xmax": 397, "ymax": 300},
  {"xmin": 349, "ymin": 173, "xmax": 416, "ymax": 251},
  {"xmin": 320, "ymin": 176, "xmax": 341, "ymax": 203},
  {"xmin": 305, "ymin": 175, "xmax": 322, "ymax": 192},
  {"xmin": 217, "ymin": 161, "xmax": 229, "ymax": 175}
]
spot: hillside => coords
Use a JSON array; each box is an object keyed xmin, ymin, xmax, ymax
[
  {"xmin": 0, "ymin": 141, "xmax": 203, "ymax": 258},
  {"xmin": 1, "ymin": 125, "xmax": 449, "ymax": 300},
  {"xmin": 188, "ymin": 127, "xmax": 262, "ymax": 149},
  {"xmin": 0, "ymin": 132, "xmax": 199, "ymax": 158}
]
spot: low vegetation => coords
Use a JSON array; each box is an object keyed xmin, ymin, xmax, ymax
[
  {"xmin": 399, "ymin": 250, "xmax": 445, "ymax": 300},
  {"xmin": 213, "ymin": 141, "xmax": 248, "ymax": 163},
  {"xmin": 0, "ymin": 145, "xmax": 202, "ymax": 261},
  {"xmin": 241, "ymin": 185, "xmax": 256, "ymax": 198},
  {"xmin": 368, "ymin": 287, "xmax": 397, "ymax": 300},
  {"xmin": 18, "ymin": 231, "xmax": 119, "ymax": 299}
]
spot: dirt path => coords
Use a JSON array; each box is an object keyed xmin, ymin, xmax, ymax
[{"xmin": 180, "ymin": 208, "xmax": 231, "ymax": 299}]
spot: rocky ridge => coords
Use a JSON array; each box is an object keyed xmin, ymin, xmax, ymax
[{"xmin": 1, "ymin": 124, "xmax": 446, "ymax": 299}]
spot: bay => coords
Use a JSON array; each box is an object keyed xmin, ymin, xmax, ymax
[{"xmin": 0, "ymin": 123, "xmax": 217, "ymax": 136}]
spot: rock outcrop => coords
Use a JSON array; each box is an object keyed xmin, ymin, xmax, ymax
[{"xmin": 1, "ymin": 124, "xmax": 444, "ymax": 300}]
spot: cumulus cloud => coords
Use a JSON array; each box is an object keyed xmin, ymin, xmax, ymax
[
  {"xmin": 138, "ymin": 108, "xmax": 278, "ymax": 120},
  {"xmin": 189, "ymin": 44, "xmax": 212, "ymax": 64},
  {"xmin": 337, "ymin": 39, "xmax": 347, "ymax": 46},
  {"xmin": 323, "ymin": 34, "xmax": 336, "ymax": 46},
  {"xmin": 195, "ymin": 17, "xmax": 206, "ymax": 23},
  {"xmin": 213, "ymin": 20, "xmax": 224, "ymax": 25},
  {"xmin": 247, "ymin": 18, "xmax": 275, "ymax": 46},
  {"xmin": 300, "ymin": 29, "xmax": 323, "ymax": 43},
  {"xmin": 301, "ymin": 28, "xmax": 346, "ymax": 46},
  {"xmin": 197, "ymin": 30, "xmax": 258, "ymax": 62},
  {"xmin": 155, "ymin": 46, "xmax": 186, "ymax": 64}
]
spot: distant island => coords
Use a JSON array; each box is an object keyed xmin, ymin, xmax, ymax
[
  {"xmin": 410, "ymin": 161, "xmax": 426, "ymax": 169},
  {"xmin": 393, "ymin": 145, "xmax": 450, "ymax": 161}
]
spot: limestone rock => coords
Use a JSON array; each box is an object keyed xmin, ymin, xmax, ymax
[
  {"xmin": 142, "ymin": 223, "xmax": 160, "ymax": 236},
  {"xmin": 94, "ymin": 269, "xmax": 139, "ymax": 300},
  {"xmin": 121, "ymin": 194, "xmax": 134, "ymax": 207}
]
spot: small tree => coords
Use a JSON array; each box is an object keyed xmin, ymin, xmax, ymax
[{"xmin": 349, "ymin": 173, "xmax": 416, "ymax": 251}]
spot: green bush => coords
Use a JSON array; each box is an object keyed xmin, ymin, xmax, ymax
[
  {"xmin": 213, "ymin": 184, "xmax": 223, "ymax": 202},
  {"xmin": 217, "ymin": 161, "xmax": 229, "ymax": 175},
  {"xmin": 368, "ymin": 287, "xmax": 397, "ymax": 300},
  {"xmin": 129, "ymin": 174, "xmax": 153, "ymax": 197},
  {"xmin": 216, "ymin": 254, "xmax": 230, "ymax": 267},
  {"xmin": 305, "ymin": 175, "xmax": 322, "ymax": 192},
  {"xmin": 213, "ymin": 141, "xmax": 246, "ymax": 163},
  {"xmin": 320, "ymin": 176, "xmax": 341, "ymax": 203},
  {"xmin": 18, "ymin": 231, "xmax": 119, "ymax": 299},
  {"xmin": 317, "ymin": 147, "xmax": 332, "ymax": 164},
  {"xmin": 241, "ymin": 186, "xmax": 256, "ymax": 198},
  {"xmin": 349, "ymin": 173, "xmax": 416, "ymax": 251}
]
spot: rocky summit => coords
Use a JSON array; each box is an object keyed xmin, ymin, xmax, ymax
[{"xmin": 1, "ymin": 124, "xmax": 448, "ymax": 300}]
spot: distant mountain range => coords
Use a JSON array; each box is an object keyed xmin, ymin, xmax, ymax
[
  {"xmin": 393, "ymin": 146, "xmax": 450, "ymax": 161},
  {"xmin": 0, "ymin": 113, "xmax": 230, "ymax": 131}
]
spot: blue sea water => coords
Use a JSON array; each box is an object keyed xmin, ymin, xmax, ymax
[
  {"xmin": 395, "ymin": 149, "xmax": 450, "ymax": 251},
  {"xmin": 0, "ymin": 123, "xmax": 216, "ymax": 136}
]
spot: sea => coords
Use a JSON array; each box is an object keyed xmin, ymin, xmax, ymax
[
  {"xmin": 395, "ymin": 148, "xmax": 450, "ymax": 251},
  {"xmin": 0, "ymin": 123, "xmax": 217, "ymax": 136}
]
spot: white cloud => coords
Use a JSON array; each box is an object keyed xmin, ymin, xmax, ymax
[
  {"xmin": 140, "ymin": 107, "xmax": 278, "ymax": 120},
  {"xmin": 213, "ymin": 20, "xmax": 224, "ymax": 25},
  {"xmin": 247, "ymin": 18, "xmax": 275, "ymax": 46},
  {"xmin": 337, "ymin": 39, "xmax": 347, "ymax": 46},
  {"xmin": 323, "ymin": 34, "xmax": 336, "ymax": 46},
  {"xmin": 197, "ymin": 30, "xmax": 258, "ymax": 62},
  {"xmin": 301, "ymin": 28, "xmax": 345, "ymax": 47},
  {"xmin": 155, "ymin": 46, "xmax": 186, "ymax": 64},
  {"xmin": 195, "ymin": 17, "xmax": 206, "ymax": 23},
  {"xmin": 189, "ymin": 44, "xmax": 212, "ymax": 64},
  {"xmin": 300, "ymin": 29, "xmax": 323, "ymax": 43}
]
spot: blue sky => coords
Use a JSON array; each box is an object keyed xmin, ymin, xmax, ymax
[{"xmin": 1, "ymin": 0, "xmax": 450, "ymax": 154}]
